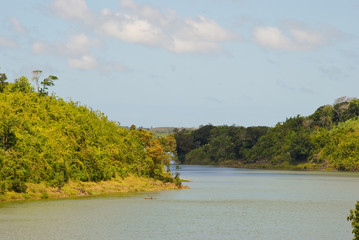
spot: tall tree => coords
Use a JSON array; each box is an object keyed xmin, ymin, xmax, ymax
[
  {"xmin": 0, "ymin": 70, "xmax": 7, "ymax": 92},
  {"xmin": 31, "ymin": 70, "xmax": 42, "ymax": 93},
  {"xmin": 40, "ymin": 75, "xmax": 58, "ymax": 96}
]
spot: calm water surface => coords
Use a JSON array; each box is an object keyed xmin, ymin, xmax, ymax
[{"xmin": 1, "ymin": 165, "xmax": 359, "ymax": 240}]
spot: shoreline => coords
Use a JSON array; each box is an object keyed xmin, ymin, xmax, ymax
[
  {"xmin": 0, "ymin": 175, "xmax": 189, "ymax": 202},
  {"xmin": 217, "ymin": 160, "xmax": 338, "ymax": 172}
]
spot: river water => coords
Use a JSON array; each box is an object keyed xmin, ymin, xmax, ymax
[{"xmin": 1, "ymin": 165, "xmax": 359, "ymax": 240}]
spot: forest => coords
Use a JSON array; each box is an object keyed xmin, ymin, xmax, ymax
[
  {"xmin": 174, "ymin": 96, "xmax": 359, "ymax": 171},
  {"xmin": 0, "ymin": 70, "xmax": 178, "ymax": 198}
]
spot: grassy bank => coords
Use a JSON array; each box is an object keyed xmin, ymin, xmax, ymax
[{"xmin": 0, "ymin": 175, "xmax": 189, "ymax": 202}]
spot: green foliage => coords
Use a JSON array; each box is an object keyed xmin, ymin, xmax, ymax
[
  {"xmin": 317, "ymin": 119, "xmax": 359, "ymax": 171},
  {"xmin": 0, "ymin": 73, "xmax": 175, "ymax": 192},
  {"xmin": 174, "ymin": 125, "xmax": 269, "ymax": 165},
  {"xmin": 174, "ymin": 97, "xmax": 359, "ymax": 171},
  {"xmin": 0, "ymin": 181, "xmax": 6, "ymax": 194},
  {"xmin": 40, "ymin": 75, "xmax": 58, "ymax": 96},
  {"xmin": 173, "ymin": 128, "xmax": 198, "ymax": 163},
  {"xmin": 9, "ymin": 77, "xmax": 34, "ymax": 93},
  {"xmin": 0, "ymin": 71, "xmax": 8, "ymax": 92},
  {"xmin": 9, "ymin": 179, "xmax": 28, "ymax": 193},
  {"xmin": 348, "ymin": 201, "xmax": 359, "ymax": 240}
]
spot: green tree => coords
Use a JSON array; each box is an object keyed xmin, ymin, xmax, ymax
[
  {"xmin": 0, "ymin": 106, "xmax": 17, "ymax": 150},
  {"xmin": 309, "ymin": 105, "xmax": 334, "ymax": 128},
  {"xmin": 193, "ymin": 124, "xmax": 215, "ymax": 146},
  {"xmin": 289, "ymin": 131, "xmax": 312, "ymax": 163},
  {"xmin": 348, "ymin": 201, "xmax": 359, "ymax": 240},
  {"xmin": 173, "ymin": 128, "xmax": 196, "ymax": 163},
  {"xmin": 40, "ymin": 75, "xmax": 58, "ymax": 96},
  {"xmin": 0, "ymin": 71, "xmax": 8, "ymax": 92},
  {"xmin": 9, "ymin": 76, "xmax": 34, "ymax": 93}
]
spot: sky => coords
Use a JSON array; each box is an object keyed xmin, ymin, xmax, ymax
[{"xmin": 1, "ymin": 0, "xmax": 359, "ymax": 128}]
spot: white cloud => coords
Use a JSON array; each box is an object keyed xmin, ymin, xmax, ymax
[
  {"xmin": 10, "ymin": 18, "xmax": 26, "ymax": 34},
  {"xmin": 64, "ymin": 34, "xmax": 99, "ymax": 55},
  {"xmin": 99, "ymin": 4, "xmax": 237, "ymax": 53},
  {"xmin": 100, "ymin": 17, "xmax": 163, "ymax": 45},
  {"xmin": 0, "ymin": 36, "xmax": 18, "ymax": 49},
  {"xmin": 68, "ymin": 54, "xmax": 97, "ymax": 69},
  {"xmin": 253, "ymin": 27, "xmax": 296, "ymax": 50},
  {"xmin": 183, "ymin": 16, "xmax": 235, "ymax": 42},
  {"xmin": 52, "ymin": 0, "xmax": 237, "ymax": 54},
  {"xmin": 170, "ymin": 16, "xmax": 237, "ymax": 53},
  {"xmin": 32, "ymin": 33, "xmax": 127, "ymax": 71},
  {"xmin": 253, "ymin": 23, "xmax": 337, "ymax": 51},
  {"xmin": 51, "ymin": 0, "xmax": 93, "ymax": 24}
]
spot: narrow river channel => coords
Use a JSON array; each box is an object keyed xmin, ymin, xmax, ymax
[{"xmin": 1, "ymin": 165, "xmax": 359, "ymax": 240}]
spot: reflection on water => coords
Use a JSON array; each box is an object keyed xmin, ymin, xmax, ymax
[{"xmin": 1, "ymin": 165, "xmax": 359, "ymax": 240}]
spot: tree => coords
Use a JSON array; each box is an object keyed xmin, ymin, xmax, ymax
[
  {"xmin": 40, "ymin": 75, "xmax": 58, "ymax": 96},
  {"xmin": 333, "ymin": 96, "xmax": 351, "ymax": 123},
  {"xmin": 193, "ymin": 124, "xmax": 215, "ymax": 146},
  {"xmin": 173, "ymin": 129, "xmax": 196, "ymax": 163},
  {"xmin": 0, "ymin": 70, "xmax": 8, "ymax": 92},
  {"xmin": 289, "ymin": 131, "xmax": 312, "ymax": 163},
  {"xmin": 309, "ymin": 105, "xmax": 334, "ymax": 128},
  {"xmin": 10, "ymin": 76, "xmax": 34, "ymax": 93},
  {"xmin": 0, "ymin": 109, "xmax": 17, "ymax": 150},
  {"xmin": 348, "ymin": 201, "xmax": 359, "ymax": 240},
  {"xmin": 32, "ymin": 70, "xmax": 42, "ymax": 93}
]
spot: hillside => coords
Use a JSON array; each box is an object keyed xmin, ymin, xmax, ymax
[
  {"xmin": 174, "ymin": 97, "xmax": 359, "ymax": 171},
  {"xmin": 0, "ymin": 73, "xmax": 180, "ymax": 200}
]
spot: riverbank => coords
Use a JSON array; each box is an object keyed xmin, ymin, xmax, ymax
[
  {"xmin": 218, "ymin": 160, "xmax": 338, "ymax": 171},
  {"xmin": 0, "ymin": 175, "xmax": 189, "ymax": 202}
]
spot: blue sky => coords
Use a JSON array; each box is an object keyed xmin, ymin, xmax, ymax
[{"xmin": 1, "ymin": 0, "xmax": 358, "ymax": 127}]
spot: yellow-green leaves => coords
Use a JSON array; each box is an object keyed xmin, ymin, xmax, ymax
[{"xmin": 0, "ymin": 90, "xmax": 175, "ymax": 191}]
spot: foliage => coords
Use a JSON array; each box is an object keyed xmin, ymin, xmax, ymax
[
  {"xmin": 348, "ymin": 201, "xmax": 359, "ymax": 240},
  {"xmin": 0, "ymin": 71, "xmax": 8, "ymax": 92},
  {"xmin": 317, "ymin": 118, "xmax": 359, "ymax": 171},
  {"xmin": 173, "ymin": 128, "xmax": 198, "ymax": 163},
  {"xmin": 0, "ymin": 73, "xmax": 176, "ymax": 194},
  {"xmin": 174, "ymin": 96, "xmax": 359, "ymax": 171},
  {"xmin": 174, "ymin": 125, "xmax": 269, "ymax": 165},
  {"xmin": 40, "ymin": 75, "xmax": 58, "ymax": 96}
]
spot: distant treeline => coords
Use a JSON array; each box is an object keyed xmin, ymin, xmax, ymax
[
  {"xmin": 0, "ymin": 70, "xmax": 177, "ymax": 194},
  {"xmin": 174, "ymin": 96, "xmax": 359, "ymax": 171}
]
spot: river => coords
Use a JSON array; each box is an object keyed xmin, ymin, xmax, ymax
[{"xmin": 1, "ymin": 165, "xmax": 359, "ymax": 240}]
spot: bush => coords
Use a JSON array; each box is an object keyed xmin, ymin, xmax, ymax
[
  {"xmin": 0, "ymin": 181, "xmax": 6, "ymax": 195},
  {"xmin": 348, "ymin": 201, "xmax": 359, "ymax": 240},
  {"xmin": 10, "ymin": 179, "xmax": 27, "ymax": 193}
]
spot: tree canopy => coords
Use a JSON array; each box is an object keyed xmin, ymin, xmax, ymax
[
  {"xmin": 174, "ymin": 97, "xmax": 359, "ymax": 171},
  {"xmin": 0, "ymin": 71, "xmax": 177, "ymax": 194}
]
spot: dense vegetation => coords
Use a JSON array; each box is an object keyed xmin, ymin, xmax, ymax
[
  {"xmin": 174, "ymin": 97, "xmax": 359, "ymax": 171},
  {"xmin": 174, "ymin": 125, "xmax": 269, "ymax": 165},
  {"xmin": 0, "ymin": 70, "xmax": 177, "ymax": 195},
  {"xmin": 348, "ymin": 201, "xmax": 359, "ymax": 240}
]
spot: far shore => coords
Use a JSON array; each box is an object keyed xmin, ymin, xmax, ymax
[{"xmin": 207, "ymin": 160, "xmax": 339, "ymax": 172}]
